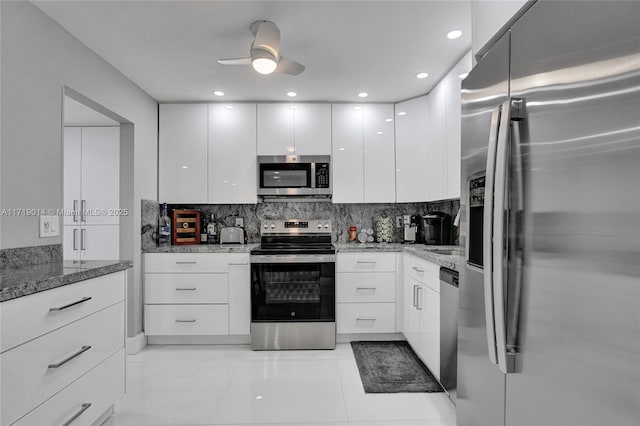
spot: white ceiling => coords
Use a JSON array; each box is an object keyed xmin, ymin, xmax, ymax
[
  {"xmin": 34, "ymin": 1, "xmax": 472, "ymax": 103},
  {"xmin": 64, "ymin": 96, "xmax": 120, "ymax": 126}
]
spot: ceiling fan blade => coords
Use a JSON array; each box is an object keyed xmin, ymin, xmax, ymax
[
  {"xmin": 276, "ymin": 56, "xmax": 305, "ymax": 76},
  {"xmin": 217, "ymin": 57, "xmax": 252, "ymax": 66},
  {"xmin": 253, "ymin": 21, "xmax": 280, "ymax": 58}
]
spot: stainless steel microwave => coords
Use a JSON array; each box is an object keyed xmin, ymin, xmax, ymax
[{"xmin": 257, "ymin": 155, "xmax": 331, "ymax": 198}]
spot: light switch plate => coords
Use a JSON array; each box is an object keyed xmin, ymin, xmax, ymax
[
  {"xmin": 235, "ymin": 217, "xmax": 244, "ymax": 227},
  {"xmin": 39, "ymin": 215, "xmax": 59, "ymax": 238}
]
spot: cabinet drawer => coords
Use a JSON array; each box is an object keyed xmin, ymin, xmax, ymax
[
  {"xmin": 337, "ymin": 253, "xmax": 396, "ymax": 273},
  {"xmin": 145, "ymin": 273, "xmax": 229, "ymax": 304},
  {"xmin": 144, "ymin": 253, "xmax": 246, "ymax": 273},
  {"xmin": 337, "ymin": 303, "xmax": 396, "ymax": 334},
  {"xmin": 336, "ymin": 272, "xmax": 395, "ymax": 303},
  {"xmin": 13, "ymin": 349, "xmax": 124, "ymax": 426},
  {"xmin": 144, "ymin": 304, "xmax": 229, "ymax": 336},
  {"xmin": 1, "ymin": 302, "xmax": 124, "ymax": 426},
  {"xmin": 403, "ymin": 254, "xmax": 440, "ymax": 291},
  {"xmin": 1, "ymin": 271, "xmax": 125, "ymax": 353}
]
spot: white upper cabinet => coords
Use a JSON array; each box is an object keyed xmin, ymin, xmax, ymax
[
  {"xmin": 208, "ymin": 104, "xmax": 257, "ymax": 204},
  {"xmin": 395, "ymin": 96, "xmax": 430, "ymax": 202},
  {"xmin": 332, "ymin": 104, "xmax": 364, "ymax": 203},
  {"xmin": 426, "ymin": 82, "xmax": 447, "ymax": 202},
  {"xmin": 363, "ymin": 104, "xmax": 396, "ymax": 203},
  {"xmin": 257, "ymin": 104, "xmax": 294, "ymax": 155},
  {"xmin": 159, "ymin": 104, "xmax": 208, "ymax": 203},
  {"xmin": 444, "ymin": 51, "xmax": 473, "ymax": 199},
  {"xmin": 257, "ymin": 103, "xmax": 331, "ymax": 156},
  {"xmin": 293, "ymin": 104, "xmax": 331, "ymax": 156}
]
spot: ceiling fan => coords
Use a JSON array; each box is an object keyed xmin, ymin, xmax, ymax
[{"xmin": 217, "ymin": 20, "xmax": 305, "ymax": 76}]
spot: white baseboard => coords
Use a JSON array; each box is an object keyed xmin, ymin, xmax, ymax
[
  {"xmin": 126, "ymin": 333, "xmax": 147, "ymax": 354},
  {"xmin": 147, "ymin": 335, "xmax": 251, "ymax": 345}
]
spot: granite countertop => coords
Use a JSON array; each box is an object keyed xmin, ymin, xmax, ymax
[
  {"xmin": 335, "ymin": 242, "xmax": 463, "ymax": 271},
  {"xmin": 0, "ymin": 260, "xmax": 132, "ymax": 303},
  {"xmin": 143, "ymin": 243, "xmax": 258, "ymax": 254}
]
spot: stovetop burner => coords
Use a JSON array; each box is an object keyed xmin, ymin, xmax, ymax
[{"xmin": 251, "ymin": 219, "xmax": 334, "ymax": 256}]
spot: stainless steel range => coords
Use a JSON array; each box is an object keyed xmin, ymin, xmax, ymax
[{"xmin": 250, "ymin": 219, "xmax": 335, "ymax": 350}]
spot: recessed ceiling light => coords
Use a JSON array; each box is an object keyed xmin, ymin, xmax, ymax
[
  {"xmin": 223, "ymin": 180, "xmax": 229, "ymax": 183},
  {"xmin": 286, "ymin": 91, "xmax": 297, "ymax": 97},
  {"xmin": 459, "ymin": 72, "xmax": 469, "ymax": 79},
  {"xmin": 225, "ymin": 105, "xmax": 234, "ymax": 110},
  {"xmin": 397, "ymin": 111, "xmax": 407, "ymax": 116},
  {"xmin": 376, "ymin": 131, "xmax": 383, "ymax": 135},
  {"xmin": 358, "ymin": 92, "xmax": 369, "ymax": 98},
  {"xmin": 181, "ymin": 166, "xmax": 189, "ymax": 169},
  {"xmin": 232, "ymin": 183, "xmax": 236, "ymax": 186},
  {"xmin": 339, "ymin": 148, "xmax": 345, "ymax": 151},
  {"xmin": 213, "ymin": 90, "xmax": 224, "ymax": 97},
  {"xmin": 256, "ymin": 395, "xmax": 263, "ymax": 400},
  {"xmin": 385, "ymin": 118, "xmax": 393, "ymax": 122},
  {"xmin": 446, "ymin": 30, "xmax": 462, "ymax": 40},
  {"xmin": 416, "ymin": 72, "xmax": 429, "ymax": 79}
]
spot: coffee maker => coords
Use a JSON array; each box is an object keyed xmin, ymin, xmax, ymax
[
  {"xmin": 422, "ymin": 212, "xmax": 452, "ymax": 245},
  {"xmin": 402, "ymin": 215, "xmax": 421, "ymax": 244}
]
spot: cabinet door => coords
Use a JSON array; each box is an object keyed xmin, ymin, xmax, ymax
[
  {"xmin": 81, "ymin": 225, "xmax": 119, "ymax": 260},
  {"xmin": 80, "ymin": 127, "xmax": 120, "ymax": 225},
  {"xmin": 331, "ymin": 104, "xmax": 364, "ymax": 203},
  {"xmin": 293, "ymin": 103, "xmax": 332, "ymax": 155},
  {"xmin": 159, "ymin": 104, "xmax": 208, "ymax": 203},
  {"xmin": 63, "ymin": 226, "xmax": 79, "ymax": 261},
  {"xmin": 444, "ymin": 51, "xmax": 472, "ymax": 199},
  {"xmin": 363, "ymin": 104, "xmax": 396, "ymax": 202},
  {"xmin": 418, "ymin": 283, "xmax": 440, "ymax": 379},
  {"xmin": 228, "ymin": 254, "xmax": 250, "ymax": 335},
  {"xmin": 63, "ymin": 127, "xmax": 82, "ymax": 226},
  {"xmin": 256, "ymin": 103, "xmax": 295, "ymax": 155},
  {"xmin": 426, "ymin": 83, "xmax": 447, "ymax": 201},
  {"xmin": 403, "ymin": 275, "xmax": 420, "ymax": 350},
  {"xmin": 208, "ymin": 104, "xmax": 257, "ymax": 204},
  {"xmin": 395, "ymin": 97, "xmax": 430, "ymax": 202}
]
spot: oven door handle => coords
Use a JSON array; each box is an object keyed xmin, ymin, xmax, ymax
[{"xmin": 250, "ymin": 254, "xmax": 335, "ymax": 264}]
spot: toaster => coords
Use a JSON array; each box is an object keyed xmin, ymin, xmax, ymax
[{"xmin": 219, "ymin": 227, "xmax": 245, "ymax": 245}]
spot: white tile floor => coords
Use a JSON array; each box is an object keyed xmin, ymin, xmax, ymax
[{"xmin": 104, "ymin": 343, "xmax": 456, "ymax": 426}]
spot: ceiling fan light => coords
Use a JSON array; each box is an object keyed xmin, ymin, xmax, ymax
[{"xmin": 252, "ymin": 57, "xmax": 277, "ymax": 75}]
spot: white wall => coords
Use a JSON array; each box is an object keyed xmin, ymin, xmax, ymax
[
  {"xmin": 0, "ymin": 1, "xmax": 158, "ymax": 337},
  {"xmin": 472, "ymin": 0, "xmax": 529, "ymax": 59}
]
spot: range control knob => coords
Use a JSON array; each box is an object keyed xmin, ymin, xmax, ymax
[
  {"xmin": 317, "ymin": 223, "xmax": 323, "ymax": 229},
  {"xmin": 324, "ymin": 223, "xmax": 330, "ymax": 229},
  {"xmin": 263, "ymin": 223, "xmax": 269, "ymax": 229},
  {"xmin": 270, "ymin": 223, "xmax": 276, "ymax": 229}
]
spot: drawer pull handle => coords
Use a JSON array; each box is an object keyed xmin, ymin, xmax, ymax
[
  {"xmin": 175, "ymin": 287, "xmax": 197, "ymax": 291},
  {"xmin": 49, "ymin": 296, "xmax": 92, "ymax": 312},
  {"xmin": 176, "ymin": 261, "xmax": 197, "ymax": 264},
  {"xmin": 356, "ymin": 261, "xmax": 376, "ymax": 264},
  {"xmin": 48, "ymin": 345, "xmax": 92, "ymax": 369},
  {"xmin": 412, "ymin": 266, "xmax": 425, "ymax": 273},
  {"xmin": 229, "ymin": 262, "xmax": 249, "ymax": 266},
  {"xmin": 175, "ymin": 318, "xmax": 197, "ymax": 323},
  {"xmin": 356, "ymin": 286, "xmax": 377, "ymax": 290},
  {"xmin": 62, "ymin": 402, "xmax": 92, "ymax": 426},
  {"xmin": 356, "ymin": 317, "xmax": 377, "ymax": 321}
]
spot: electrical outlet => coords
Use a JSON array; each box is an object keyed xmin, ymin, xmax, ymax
[
  {"xmin": 396, "ymin": 216, "xmax": 403, "ymax": 227},
  {"xmin": 39, "ymin": 215, "xmax": 59, "ymax": 238},
  {"xmin": 235, "ymin": 217, "xmax": 244, "ymax": 227}
]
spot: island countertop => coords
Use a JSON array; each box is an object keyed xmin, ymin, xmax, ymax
[{"xmin": 0, "ymin": 260, "xmax": 132, "ymax": 302}]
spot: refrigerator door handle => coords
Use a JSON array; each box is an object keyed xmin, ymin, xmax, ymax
[
  {"xmin": 493, "ymin": 98, "xmax": 514, "ymax": 374},
  {"xmin": 483, "ymin": 104, "xmax": 502, "ymax": 366}
]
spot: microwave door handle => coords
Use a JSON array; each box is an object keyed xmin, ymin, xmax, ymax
[
  {"xmin": 483, "ymin": 103, "xmax": 502, "ymax": 367},
  {"xmin": 310, "ymin": 161, "xmax": 316, "ymax": 189},
  {"xmin": 493, "ymin": 98, "xmax": 515, "ymax": 374}
]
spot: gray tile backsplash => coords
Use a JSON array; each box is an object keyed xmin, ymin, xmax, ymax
[{"xmin": 141, "ymin": 199, "xmax": 460, "ymax": 249}]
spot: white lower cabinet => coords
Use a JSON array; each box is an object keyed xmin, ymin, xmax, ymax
[
  {"xmin": 403, "ymin": 254, "xmax": 441, "ymax": 379},
  {"xmin": 144, "ymin": 253, "xmax": 250, "ymax": 337},
  {"xmin": 336, "ymin": 253, "xmax": 397, "ymax": 335},
  {"xmin": 0, "ymin": 271, "xmax": 126, "ymax": 426}
]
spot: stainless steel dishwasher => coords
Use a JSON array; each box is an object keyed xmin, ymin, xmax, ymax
[{"xmin": 440, "ymin": 267, "xmax": 459, "ymax": 404}]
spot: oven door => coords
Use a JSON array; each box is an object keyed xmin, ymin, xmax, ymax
[{"xmin": 250, "ymin": 254, "xmax": 335, "ymax": 322}]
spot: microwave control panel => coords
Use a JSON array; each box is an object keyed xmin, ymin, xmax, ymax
[{"xmin": 315, "ymin": 163, "xmax": 330, "ymax": 188}]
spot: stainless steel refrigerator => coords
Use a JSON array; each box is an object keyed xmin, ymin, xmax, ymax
[{"xmin": 458, "ymin": 1, "xmax": 640, "ymax": 425}]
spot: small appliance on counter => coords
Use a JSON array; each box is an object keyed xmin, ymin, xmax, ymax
[
  {"xmin": 219, "ymin": 226, "xmax": 245, "ymax": 245},
  {"xmin": 171, "ymin": 209, "xmax": 200, "ymax": 245},
  {"xmin": 422, "ymin": 212, "xmax": 451, "ymax": 245},
  {"xmin": 402, "ymin": 215, "xmax": 421, "ymax": 244}
]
